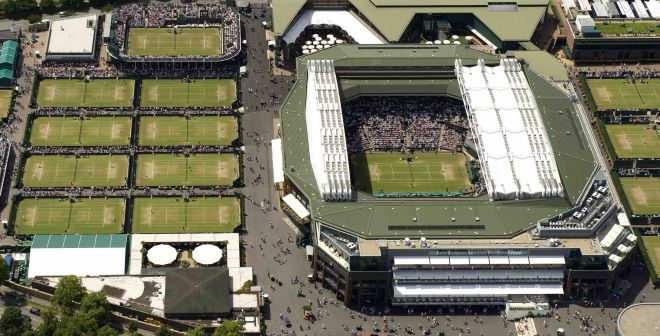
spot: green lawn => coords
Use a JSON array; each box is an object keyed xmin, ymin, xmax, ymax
[
  {"xmin": 642, "ymin": 236, "xmax": 660, "ymax": 280},
  {"xmin": 30, "ymin": 116, "xmax": 132, "ymax": 146},
  {"xmin": 13, "ymin": 198, "xmax": 125, "ymax": 235},
  {"xmin": 350, "ymin": 152, "xmax": 472, "ymax": 194},
  {"xmin": 132, "ymin": 197, "xmax": 240, "ymax": 233},
  {"xmin": 138, "ymin": 116, "xmax": 238, "ymax": 146},
  {"xmin": 135, "ymin": 153, "xmax": 239, "ymax": 186},
  {"xmin": 605, "ymin": 124, "xmax": 660, "ymax": 159},
  {"xmin": 595, "ymin": 21, "xmax": 660, "ymax": 36},
  {"xmin": 23, "ymin": 155, "xmax": 129, "ymax": 187},
  {"xmin": 0, "ymin": 90, "xmax": 12, "ymax": 119},
  {"xmin": 587, "ymin": 78, "xmax": 660, "ymax": 110},
  {"xmin": 36, "ymin": 79, "xmax": 135, "ymax": 108},
  {"xmin": 127, "ymin": 27, "xmax": 222, "ymax": 57},
  {"xmin": 140, "ymin": 79, "xmax": 236, "ymax": 108},
  {"xmin": 620, "ymin": 177, "xmax": 660, "ymax": 215}
]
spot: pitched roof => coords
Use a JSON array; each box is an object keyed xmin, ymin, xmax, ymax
[{"xmin": 164, "ymin": 268, "xmax": 232, "ymax": 315}]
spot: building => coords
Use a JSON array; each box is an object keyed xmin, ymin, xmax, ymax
[
  {"xmin": 273, "ymin": 0, "xmax": 550, "ymax": 61},
  {"xmin": 27, "ymin": 234, "xmax": 128, "ymax": 279},
  {"xmin": 45, "ymin": 14, "xmax": 99, "ymax": 61},
  {"xmin": 616, "ymin": 303, "xmax": 660, "ymax": 336},
  {"xmin": 0, "ymin": 40, "xmax": 17, "ymax": 87},
  {"xmin": 556, "ymin": 0, "xmax": 660, "ymax": 62},
  {"xmin": 278, "ymin": 44, "xmax": 634, "ymax": 313},
  {"xmin": 164, "ymin": 268, "xmax": 232, "ymax": 319}
]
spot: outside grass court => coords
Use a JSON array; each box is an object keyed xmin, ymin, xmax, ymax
[
  {"xmin": 138, "ymin": 116, "xmax": 238, "ymax": 146},
  {"xmin": 605, "ymin": 124, "xmax": 660, "ymax": 159},
  {"xmin": 135, "ymin": 153, "xmax": 238, "ymax": 186},
  {"xmin": 13, "ymin": 198, "xmax": 125, "ymax": 235},
  {"xmin": 641, "ymin": 235, "xmax": 660, "ymax": 280},
  {"xmin": 0, "ymin": 90, "xmax": 12, "ymax": 119},
  {"xmin": 140, "ymin": 79, "xmax": 235, "ymax": 108},
  {"xmin": 132, "ymin": 197, "xmax": 240, "ymax": 233},
  {"xmin": 587, "ymin": 78, "xmax": 660, "ymax": 110},
  {"xmin": 30, "ymin": 116, "xmax": 132, "ymax": 147},
  {"xmin": 36, "ymin": 79, "xmax": 135, "ymax": 108},
  {"xmin": 23, "ymin": 155, "xmax": 129, "ymax": 187},
  {"xmin": 127, "ymin": 28, "xmax": 222, "ymax": 57},
  {"xmin": 620, "ymin": 177, "xmax": 660, "ymax": 215},
  {"xmin": 351, "ymin": 152, "xmax": 472, "ymax": 194}
]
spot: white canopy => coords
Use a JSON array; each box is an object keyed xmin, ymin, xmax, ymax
[
  {"xmin": 394, "ymin": 283, "xmax": 564, "ymax": 298},
  {"xmin": 192, "ymin": 244, "xmax": 223, "ymax": 265},
  {"xmin": 282, "ymin": 10, "xmax": 385, "ymax": 44},
  {"xmin": 271, "ymin": 139, "xmax": 284, "ymax": 184},
  {"xmin": 147, "ymin": 244, "xmax": 177, "ymax": 266},
  {"xmin": 282, "ymin": 194, "xmax": 310, "ymax": 219}
]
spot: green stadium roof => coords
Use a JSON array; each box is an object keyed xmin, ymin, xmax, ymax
[
  {"xmin": 279, "ymin": 45, "xmax": 596, "ymax": 239},
  {"xmin": 273, "ymin": 0, "xmax": 547, "ymax": 43},
  {"xmin": 32, "ymin": 234, "xmax": 128, "ymax": 249},
  {"xmin": 0, "ymin": 40, "xmax": 17, "ymax": 66}
]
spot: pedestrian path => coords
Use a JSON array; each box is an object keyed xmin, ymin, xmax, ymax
[{"xmin": 515, "ymin": 318, "xmax": 537, "ymax": 336}]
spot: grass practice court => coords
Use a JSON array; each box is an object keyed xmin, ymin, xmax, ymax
[
  {"xmin": 595, "ymin": 21, "xmax": 660, "ymax": 36},
  {"xmin": 138, "ymin": 116, "xmax": 238, "ymax": 146},
  {"xmin": 0, "ymin": 90, "xmax": 12, "ymax": 118},
  {"xmin": 620, "ymin": 177, "xmax": 660, "ymax": 215},
  {"xmin": 128, "ymin": 27, "xmax": 222, "ymax": 57},
  {"xmin": 132, "ymin": 197, "xmax": 240, "ymax": 233},
  {"xmin": 23, "ymin": 155, "xmax": 129, "ymax": 187},
  {"xmin": 588, "ymin": 78, "xmax": 660, "ymax": 110},
  {"xmin": 351, "ymin": 152, "xmax": 472, "ymax": 194},
  {"xmin": 641, "ymin": 235, "xmax": 660, "ymax": 280},
  {"xmin": 140, "ymin": 79, "xmax": 235, "ymax": 108},
  {"xmin": 135, "ymin": 153, "xmax": 239, "ymax": 186},
  {"xmin": 30, "ymin": 116, "xmax": 132, "ymax": 147},
  {"xmin": 13, "ymin": 198, "xmax": 125, "ymax": 235},
  {"xmin": 605, "ymin": 124, "xmax": 660, "ymax": 158},
  {"xmin": 37, "ymin": 79, "xmax": 135, "ymax": 107}
]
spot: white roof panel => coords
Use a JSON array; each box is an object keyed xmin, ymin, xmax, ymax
[
  {"xmin": 47, "ymin": 14, "xmax": 97, "ymax": 55},
  {"xmin": 282, "ymin": 194, "xmax": 310, "ymax": 219},
  {"xmin": 271, "ymin": 139, "xmax": 284, "ymax": 184},
  {"xmin": 28, "ymin": 247, "xmax": 126, "ymax": 279}
]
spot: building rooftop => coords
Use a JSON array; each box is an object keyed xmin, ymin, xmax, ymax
[
  {"xmin": 164, "ymin": 268, "xmax": 232, "ymax": 316},
  {"xmin": 47, "ymin": 14, "xmax": 97, "ymax": 55},
  {"xmin": 273, "ymin": 0, "xmax": 548, "ymax": 43},
  {"xmin": 280, "ymin": 45, "xmax": 596, "ymax": 239}
]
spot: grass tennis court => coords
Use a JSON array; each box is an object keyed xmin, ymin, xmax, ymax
[
  {"xmin": 36, "ymin": 79, "xmax": 135, "ymax": 108},
  {"xmin": 128, "ymin": 27, "xmax": 222, "ymax": 57},
  {"xmin": 138, "ymin": 116, "xmax": 238, "ymax": 146},
  {"xmin": 135, "ymin": 153, "xmax": 239, "ymax": 186},
  {"xmin": 30, "ymin": 116, "xmax": 132, "ymax": 146},
  {"xmin": 23, "ymin": 155, "xmax": 129, "ymax": 187},
  {"xmin": 13, "ymin": 198, "xmax": 125, "ymax": 235},
  {"xmin": 0, "ymin": 90, "xmax": 12, "ymax": 118},
  {"xmin": 620, "ymin": 177, "xmax": 660, "ymax": 215},
  {"xmin": 641, "ymin": 235, "xmax": 660, "ymax": 280},
  {"xmin": 587, "ymin": 78, "xmax": 660, "ymax": 110},
  {"xmin": 351, "ymin": 152, "xmax": 472, "ymax": 194},
  {"xmin": 605, "ymin": 124, "xmax": 660, "ymax": 159},
  {"xmin": 132, "ymin": 197, "xmax": 240, "ymax": 233},
  {"xmin": 140, "ymin": 79, "xmax": 235, "ymax": 108}
]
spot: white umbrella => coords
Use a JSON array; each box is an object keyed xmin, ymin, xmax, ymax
[
  {"xmin": 147, "ymin": 244, "xmax": 177, "ymax": 266},
  {"xmin": 312, "ymin": 40, "xmax": 319, "ymax": 45},
  {"xmin": 327, "ymin": 34, "xmax": 334, "ymax": 39},
  {"xmin": 452, "ymin": 35, "xmax": 459, "ymax": 40},
  {"xmin": 302, "ymin": 50, "xmax": 310, "ymax": 54},
  {"xmin": 328, "ymin": 40, "xmax": 335, "ymax": 45},
  {"xmin": 305, "ymin": 40, "xmax": 312, "ymax": 45},
  {"xmin": 324, "ymin": 45, "xmax": 331, "ymax": 48},
  {"xmin": 192, "ymin": 244, "xmax": 223, "ymax": 265},
  {"xmin": 454, "ymin": 41, "xmax": 461, "ymax": 45},
  {"xmin": 321, "ymin": 40, "xmax": 327, "ymax": 45},
  {"xmin": 312, "ymin": 34, "xmax": 319, "ymax": 38},
  {"xmin": 443, "ymin": 40, "xmax": 450, "ymax": 44},
  {"xmin": 316, "ymin": 45, "xmax": 323, "ymax": 49},
  {"xmin": 465, "ymin": 36, "xmax": 473, "ymax": 40}
]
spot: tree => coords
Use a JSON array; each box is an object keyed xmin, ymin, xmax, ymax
[
  {"xmin": 27, "ymin": 13, "xmax": 42, "ymax": 24},
  {"xmin": 96, "ymin": 325, "xmax": 118, "ymax": 336},
  {"xmin": 0, "ymin": 260, "xmax": 10, "ymax": 283},
  {"xmin": 58, "ymin": 0, "xmax": 86, "ymax": 10},
  {"xmin": 51, "ymin": 275, "xmax": 86, "ymax": 314},
  {"xmin": 0, "ymin": 307, "xmax": 32, "ymax": 336},
  {"xmin": 185, "ymin": 326, "xmax": 207, "ymax": 336},
  {"xmin": 79, "ymin": 292, "xmax": 112, "ymax": 328},
  {"xmin": 126, "ymin": 321, "xmax": 138, "ymax": 334},
  {"xmin": 39, "ymin": 0, "xmax": 56, "ymax": 14},
  {"xmin": 213, "ymin": 320, "xmax": 243, "ymax": 336},
  {"xmin": 34, "ymin": 309, "xmax": 58, "ymax": 336},
  {"xmin": 156, "ymin": 325, "xmax": 175, "ymax": 336}
]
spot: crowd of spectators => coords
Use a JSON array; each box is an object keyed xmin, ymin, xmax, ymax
[
  {"xmin": 342, "ymin": 96, "xmax": 469, "ymax": 152},
  {"xmin": 111, "ymin": 2, "xmax": 241, "ymax": 61}
]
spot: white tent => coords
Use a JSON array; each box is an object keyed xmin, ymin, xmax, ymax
[
  {"xmin": 192, "ymin": 244, "xmax": 223, "ymax": 265},
  {"xmin": 147, "ymin": 244, "xmax": 177, "ymax": 266}
]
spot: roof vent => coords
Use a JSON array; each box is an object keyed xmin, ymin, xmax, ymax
[
  {"xmin": 475, "ymin": 217, "xmax": 480, "ymax": 221},
  {"xmin": 412, "ymin": 217, "xmax": 417, "ymax": 222},
  {"xmin": 451, "ymin": 217, "xmax": 456, "ymax": 222}
]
